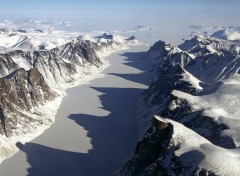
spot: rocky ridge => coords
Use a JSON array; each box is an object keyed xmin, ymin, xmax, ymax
[
  {"xmin": 0, "ymin": 32, "xmax": 138, "ymax": 163},
  {"xmin": 122, "ymin": 35, "xmax": 240, "ymax": 175}
]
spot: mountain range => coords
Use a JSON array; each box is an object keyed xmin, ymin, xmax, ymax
[
  {"xmin": 0, "ymin": 28, "xmax": 139, "ymax": 163},
  {"xmin": 121, "ymin": 33, "xmax": 240, "ymax": 175}
]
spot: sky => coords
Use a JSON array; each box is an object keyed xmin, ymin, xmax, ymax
[
  {"xmin": 1, "ymin": 0, "xmax": 240, "ymax": 8},
  {"xmin": 0, "ymin": 0, "xmax": 239, "ymax": 28},
  {"xmin": 1, "ymin": 0, "xmax": 240, "ymax": 13}
]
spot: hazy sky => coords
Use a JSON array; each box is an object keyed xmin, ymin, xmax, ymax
[
  {"xmin": 1, "ymin": 0, "xmax": 240, "ymax": 8},
  {"xmin": 0, "ymin": 0, "xmax": 239, "ymax": 28}
]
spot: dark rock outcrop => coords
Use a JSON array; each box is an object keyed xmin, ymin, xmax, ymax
[
  {"xmin": 0, "ymin": 68, "xmax": 56, "ymax": 137},
  {"xmin": 120, "ymin": 117, "xmax": 173, "ymax": 176},
  {"xmin": 126, "ymin": 36, "xmax": 137, "ymax": 41}
]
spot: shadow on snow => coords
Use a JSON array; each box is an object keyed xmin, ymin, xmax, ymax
[{"xmin": 16, "ymin": 50, "xmax": 153, "ymax": 176}]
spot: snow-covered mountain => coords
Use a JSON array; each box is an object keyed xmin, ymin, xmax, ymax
[
  {"xmin": 0, "ymin": 28, "xmax": 140, "ymax": 163},
  {"xmin": 0, "ymin": 28, "xmax": 72, "ymax": 51},
  {"xmin": 121, "ymin": 35, "xmax": 240, "ymax": 175},
  {"xmin": 212, "ymin": 29, "xmax": 240, "ymax": 41}
]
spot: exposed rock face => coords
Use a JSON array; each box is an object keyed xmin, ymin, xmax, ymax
[
  {"xmin": 126, "ymin": 36, "xmax": 137, "ymax": 41},
  {"xmin": 0, "ymin": 51, "xmax": 19, "ymax": 78},
  {"xmin": 0, "ymin": 35, "xmax": 126, "ymax": 149},
  {"xmin": 122, "ymin": 36, "xmax": 240, "ymax": 175},
  {"xmin": 120, "ymin": 116, "xmax": 173, "ymax": 176},
  {"xmin": 145, "ymin": 40, "xmax": 169, "ymax": 60},
  {"xmin": 0, "ymin": 68, "xmax": 57, "ymax": 137},
  {"xmin": 51, "ymin": 40, "xmax": 102, "ymax": 67},
  {"xmin": 0, "ymin": 40, "xmax": 110, "ymax": 87}
]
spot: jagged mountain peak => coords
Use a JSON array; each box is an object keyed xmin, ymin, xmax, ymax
[
  {"xmin": 96, "ymin": 33, "xmax": 113, "ymax": 40},
  {"xmin": 146, "ymin": 40, "xmax": 169, "ymax": 59}
]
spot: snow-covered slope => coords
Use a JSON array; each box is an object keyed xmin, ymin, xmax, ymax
[
  {"xmin": 212, "ymin": 29, "xmax": 240, "ymax": 41},
  {"xmin": 122, "ymin": 34, "xmax": 240, "ymax": 175},
  {"xmin": 0, "ymin": 28, "xmax": 73, "ymax": 51},
  {"xmin": 167, "ymin": 117, "xmax": 240, "ymax": 176}
]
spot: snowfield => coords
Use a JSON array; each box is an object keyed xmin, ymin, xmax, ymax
[
  {"xmin": 167, "ymin": 118, "xmax": 240, "ymax": 176},
  {"xmin": 212, "ymin": 29, "xmax": 240, "ymax": 41},
  {"xmin": 172, "ymin": 74, "xmax": 240, "ymax": 148},
  {"xmin": 0, "ymin": 29, "xmax": 80, "ymax": 52}
]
